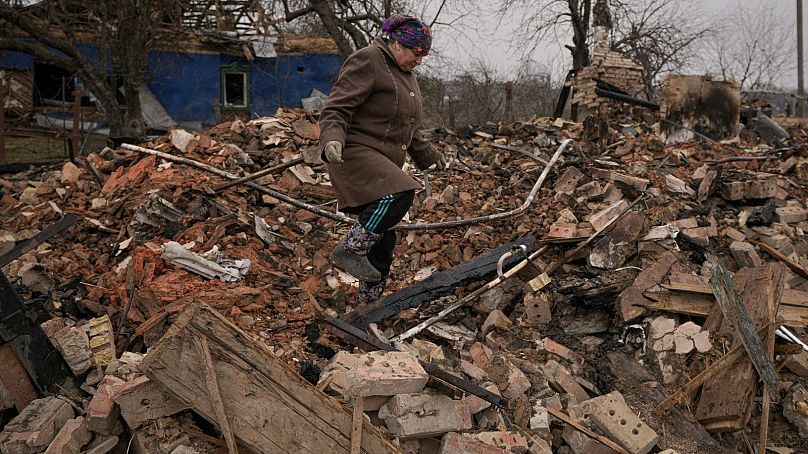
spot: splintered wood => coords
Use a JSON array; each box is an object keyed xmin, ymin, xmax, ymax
[
  {"xmin": 695, "ymin": 261, "xmax": 780, "ymax": 431},
  {"xmin": 140, "ymin": 304, "xmax": 400, "ymax": 454}
]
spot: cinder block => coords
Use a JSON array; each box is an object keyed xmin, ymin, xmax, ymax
[
  {"xmin": 481, "ymin": 310, "xmax": 512, "ymax": 334},
  {"xmin": 562, "ymin": 424, "xmax": 619, "ymax": 454},
  {"xmin": 44, "ymin": 417, "xmax": 91, "ymax": 454},
  {"xmin": 523, "ymin": 292, "xmax": 552, "ymax": 324},
  {"xmin": 465, "ymin": 431, "xmax": 529, "ymax": 452},
  {"xmin": 318, "ymin": 351, "xmax": 428, "ymax": 398},
  {"xmin": 87, "ymin": 375, "xmax": 125, "ymax": 435},
  {"xmin": 0, "ymin": 396, "xmax": 75, "ymax": 454},
  {"xmin": 438, "ymin": 433, "xmax": 507, "ymax": 454},
  {"xmin": 586, "ymin": 391, "xmax": 659, "ymax": 454},
  {"xmin": 378, "ymin": 393, "xmax": 472, "ymax": 439}
]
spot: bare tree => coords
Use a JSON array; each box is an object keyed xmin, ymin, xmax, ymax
[
  {"xmin": 700, "ymin": 1, "xmax": 795, "ymax": 90},
  {"xmin": 611, "ymin": 0, "xmax": 712, "ymax": 98},
  {"xmin": 498, "ymin": 0, "xmax": 710, "ymax": 94},
  {"xmin": 497, "ymin": 0, "xmax": 592, "ymax": 73}
]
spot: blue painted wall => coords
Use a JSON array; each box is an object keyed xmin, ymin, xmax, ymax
[{"xmin": 2, "ymin": 44, "xmax": 343, "ymax": 126}]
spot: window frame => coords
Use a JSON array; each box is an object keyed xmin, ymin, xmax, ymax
[{"xmin": 220, "ymin": 64, "xmax": 249, "ymax": 109}]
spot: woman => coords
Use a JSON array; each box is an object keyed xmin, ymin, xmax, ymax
[{"xmin": 319, "ymin": 15, "xmax": 446, "ymax": 305}]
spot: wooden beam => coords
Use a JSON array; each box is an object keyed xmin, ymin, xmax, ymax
[
  {"xmin": 140, "ymin": 304, "xmax": 401, "ymax": 454},
  {"xmin": 705, "ymin": 254, "xmax": 778, "ymax": 398},
  {"xmin": 350, "ymin": 397, "xmax": 364, "ymax": 454},
  {"xmin": 758, "ymin": 263, "xmax": 786, "ymax": 454},
  {"xmin": 757, "ymin": 241, "xmax": 808, "ymax": 280},
  {"xmin": 198, "ymin": 337, "xmax": 238, "ymax": 454},
  {"xmin": 656, "ymin": 343, "xmax": 746, "ymax": 413}
]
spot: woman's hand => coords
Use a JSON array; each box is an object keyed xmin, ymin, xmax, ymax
[
  {"xmin": 435, "ymin": 154, "xmax": 447, "ymax": 170},
  {"xmin": 324, "ymin": 141, "xmax": 344, "ymax": 164}
]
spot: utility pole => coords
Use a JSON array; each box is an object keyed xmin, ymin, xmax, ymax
[{"xmin": 798, "ymin": 0, "xmax": 805, "ymax": 116}]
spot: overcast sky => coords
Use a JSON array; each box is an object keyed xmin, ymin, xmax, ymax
[{"xmin": 419, "ymin": 0, "xmax": 803, "ymax": 89}]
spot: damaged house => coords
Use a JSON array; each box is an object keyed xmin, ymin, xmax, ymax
[{"xmin": 0, "ymin": 2, "xmax": 342, "ymax": 135}]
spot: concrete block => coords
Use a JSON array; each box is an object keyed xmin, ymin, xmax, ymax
[
  {"xmin": 554, "ymin": 167, "xmax": 585, "ymax": 195},
  {"xmin": 319, "ymin": 350, "xmax": 428, "ymax": 398},
  {"xmin": 438, "ymin": 433, "xmax": 507, "ymax": 454},
  {"xmin": 587, "ymin": 391, "xmax": 659, "ymax": 454},
  {"xmin": 110, "ymin": 376, "xmax": 189, "ymax": 429},
  {"xmin": 87, "ymin": 375, "xmax": 125, "ymax": 435},
  {"xmin": 44, "ymin": 417, "xmax": 91, "ymax": 454},
  {"xmin": 379, "ymin": 393, "xmax": 472, "ymax": 439},
  {"xmin": 0, "ymin": 396, "xmax": 75, "ymax": 454}
]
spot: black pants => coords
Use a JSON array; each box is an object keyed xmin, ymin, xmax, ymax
[{"xmin": 343, "ymin": 190, "xmax": 414, "ymax": 280}]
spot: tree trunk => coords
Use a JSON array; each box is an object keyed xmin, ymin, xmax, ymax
[{"xmin": 312, "ymin": 0, "xmax": 355, "ymax": 57}]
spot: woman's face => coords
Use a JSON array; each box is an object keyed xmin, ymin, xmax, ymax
[{"xmin": 390, "ymin": 41, "xmax": 423, "ymax": 72}]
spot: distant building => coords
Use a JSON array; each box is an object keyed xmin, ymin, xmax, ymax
[{"xmin": 0, "ymin": 33, "xmax": 343, "ymax": 131}]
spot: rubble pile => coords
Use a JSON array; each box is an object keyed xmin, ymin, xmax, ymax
[{"xmin": 1, "ymin": 105, "xmax": 808, "ymax": 454}]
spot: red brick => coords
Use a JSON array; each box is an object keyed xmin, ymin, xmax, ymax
[
  {"xmin": 536, "ymin": 337, "xmax": 584, "ymax": 365},
  {"xmin": 439, "ymin": 433, "xmax": 507, "ymax": 454},
  {"xmin": 44, "ymin": 416, "xmax": 91, "ymax": 454},
  {"xmin": 87, "ymin": 376, "xmax": 125, "ymax": 435},
  {"xmin": 0, "ymin": 344, "xmax": 37, "ymax": 412}
]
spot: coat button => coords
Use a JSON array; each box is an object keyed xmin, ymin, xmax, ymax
[
  {"xmin": 410, "ymin": 117, "xmax": 415, "ymax": 123},
  {"xmin": 409, "ymin": 91, "xmax": 415, "ymax": 96},
  {"xmin": 401, "ymin": 144, "xmax": 407, "ymax": 150}
]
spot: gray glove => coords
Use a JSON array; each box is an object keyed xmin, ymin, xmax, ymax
[
  {"xmin": 324, "ymin": 141, "xmax": 344, "ymax": 164},
  {"xmin": 435, "ymin": 154, "xmax": 447, "ymax": 170}
]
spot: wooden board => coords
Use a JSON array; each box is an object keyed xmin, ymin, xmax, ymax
[
  {"xmin": 140, "ymin": 304, "xmax": 400, "ymax": 454},
  {"xmin": 695, "ymin": 265, "xmax": 772, "ymax": 431}
]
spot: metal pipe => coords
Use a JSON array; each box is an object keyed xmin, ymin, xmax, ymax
[{"xmin": 122, "ymin": 138, "xmax": 571, "ymax": 231}]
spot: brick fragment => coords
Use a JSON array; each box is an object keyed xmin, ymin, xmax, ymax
[
  {"xmin": 729, "ymin": 241, "xmax": 762, "ymax": 268},
  {"xmin": 87, "ymin": 316, "xmax": 116, "ymax": 367},
  {"xmin": 481, "ymin": 310, "xmax": 512, "ymax": 334},
  {"xmin": 775, "ymin": 206, "xmax": 808, "ymax": 223},
  {"xmin": 40, "ymin": 319, "xmax": 92, "ymax": 376},
  {"xmin": 523, "ymin": 292, "xmax": 552, "ymax": 324},
  {"xmin": 318, "ymin": 350, "xmax": 428, "ymax": 398},
  {"xmin": 438, "ymin": 433, "xmax": 507, "ymax": 454},
  {"xmin": 44, "ymin": 417, "xmax": 91, "ymax": 454},
  {"xmin": 542, "ymin": 360, "xmax": 589, "ymax": 403},
  {"xmin": 785, "ymin": 351, "xmax": 808, "ymax": 377},
  {"xmin": 536, "ymin": 337, "xmax": 584, "ymax": 365},
  {"xmin": 87, "ymin": 375, "xmax": 125, "ymax": 435},
  {"xmin": 0, "ymin": 344, "xmax": 37, "ymax": 412},
  {"xmin": 378, "ymin": 393, "xmax": 472, "ymax": 439},
  {"xmin": 110, "ymin": 376, "xmax": 189, "ymax": 429},
  {"xmin": 0, "ymin": 396, "xmax": 75, "ymax": 454}
]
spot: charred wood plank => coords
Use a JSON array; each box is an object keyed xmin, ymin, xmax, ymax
[
  {"xmin": 0, "ymin": 214, "xmax": 80, "ymax": 268},
  {"xmin": 341, "ymin": 236, "xmax": 535, "ymax": 327}
]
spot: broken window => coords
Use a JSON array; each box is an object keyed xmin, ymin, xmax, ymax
[{"xmin": 221, "ymin": 65, "xmax": 248, "ymax": 108}]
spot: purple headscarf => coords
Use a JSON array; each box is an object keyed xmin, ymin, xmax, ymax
[{"xmin": 381, "ymin": 15, "xmax": 432, "ymax": 57}]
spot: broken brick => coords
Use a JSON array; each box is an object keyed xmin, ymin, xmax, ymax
[
  {"xmin": 87, "ymin": 375, "xmax": 125, "ymax": 435},
  {"xmin": 44, "ymin": 417, "xmax": 91, "ymax": 454},
  {"xmin": 110, "ymin": 376, "xmax": 189, "ymax": 429},
  {"xmin": 378, "ymin": 393, "xmax": 472, "ymax": 439},
  {"xmin": 438, "ymin": 432, "xmax": 507, "ymax": 454},
  {"xmin": 0, "ymin": 396, "xmax": 75, "ymax": 454},
  {"xmin": 318, "ymin": 350, "xmax": 428, "ymax": 398}
]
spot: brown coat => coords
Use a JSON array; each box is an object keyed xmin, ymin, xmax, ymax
[{"xmin": 319, "ymin": 37, "xmax": 440, "ymax": 208}]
